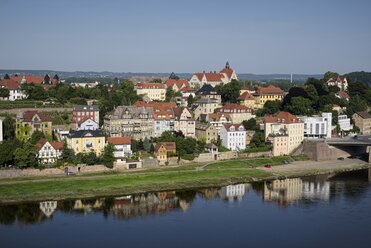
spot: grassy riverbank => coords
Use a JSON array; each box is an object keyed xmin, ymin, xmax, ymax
[{"xmin": 0, "ymin": 156, "xmax": 369, "ymax": 203}]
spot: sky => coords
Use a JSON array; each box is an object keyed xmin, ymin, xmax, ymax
[{"xmin": 0, "ymin": 0, "xmax": 371, "ymax": 74}]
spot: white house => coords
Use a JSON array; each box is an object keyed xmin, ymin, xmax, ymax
[
  {"xmin": 77, "ymin": 118, "xmax": 99, "ymax": 131},
  {"xmin": 107, "ymin": 137, "xmax": 133, "ymax": 163},
  {"xmin": 298, "ymin": 112, "xmax": 332, "ymax": 139},
  {"xmin": 338, "ymin": 115, "xmax": 353, "ymax": 131},
  {"xmin": 36, "ymin": 139, "xmax": 64, "ymax": 164},
  {"xmin": 0, "ymin": 79, "xmax": 27, "ymax": 101},
  {"xmin": 219, "ymin": 184, "xmax": 248, "ymax": 202},
  {"xmin": 326, "ymin": 76, "xmax": 348, "ymax": 91},
  {"xmin": 220, "ymin": 123, "xmax": 246, "ymax": 151}
]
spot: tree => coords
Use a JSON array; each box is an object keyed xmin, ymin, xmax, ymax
[
  {"xmin": 187, "ymin": 94, "xmax": 195, "ymax": 107},
  {"xmin": 242, "ymin": 118, "xmax": 257, "ymax": 131},
  {"xmin": 282, "ymin": 86, "xmax": 310, "ymax": 108},
  {"xmin": 165, "ymin": 88, "xmax": 181, "ymax": 102},
  {"xmin": 2, "ymin": 115, "xmax": 15, "ymax": 140},
  {"xmin": 101, "ymin": 144, "xmax": 115, "ymax": 168},
  {"xmin": 21, "ymin": 83, "xmax": 48, "ymax": 100},
  {"xmin": 284, "ymin": 96, "xmax": 313, "ymax": 116},
  {"xmin": 143, "ymin": 137, "xmax": 150, "ymax": 152},
  {"xmin": 328, "ymin": 85, "xmax": 340, "ymax": 94},
  {"xmin": 250, "ymin": 131, "xmax": 265, "ymax": 147},
  {"xmin": 14, "ymin": 143, "xmax": 38, "ymax": 168},
  {"xmin": 81, "ymin": 152, "xmax": 98, "ymax": 165},
  {"xmin": 30, "ymin": 130, "xmax": 46, "ymax": 144},
  {"xmin": 169, "ymin": 72, "xmax": 179, "ymax": 80},
  {"xmin": 61, "ymin": 143, "xmax": 73, "ymax": 163},
  {"xmin": 323, "ymin": 71, "xmax": 339, "ymax": 82},
  {"xmin": 0, "ymin": 139, "xmax": 22, "ymax": 167},
  {"xmin": 69, "ymin": 97, "xmax": 87, "ymax": 105},
  {"xmin": 305, "ymin": 77, "xmax": 328, "ymax": 96},
  {"xmin": 216, "ymin": 79, "xmax": 241, "ymax": 103},
  {"xmin": 305, "ymin": 84, "xmax": 319, "ymax": 103},
  {"xmin": 348, "ymin": 95, "xmax": 367, "ymax": 115},
  {"xmin": 0, "ymin": 88, "xmax": 9, "ymax": 98},
  {"xmin": 150, "ymin": 78, "xmax": 162, "ymax": 84},
  {"xmin": 262, "ymin": 100, "xmax": 281, "ymax": 115}
]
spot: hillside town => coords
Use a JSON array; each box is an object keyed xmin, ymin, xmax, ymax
[{"xmin": 0, "ymin": 63, "xmax": 370, "ymax": 171}]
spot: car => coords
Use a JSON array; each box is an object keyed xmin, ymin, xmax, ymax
[
  {"xmin": 66, "ymin": 171, "xmax": 75, "ymax": 176},
  {"xmin": 337, "ymin": 157, "xmax": 345, "ymax": 160},
  {"xmin": 264, "ymin": 164, "xmax": 272, "ymax": 168}
]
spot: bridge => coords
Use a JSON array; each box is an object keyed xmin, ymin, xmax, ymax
[{"xmin": 326, "ymin": 135, "xmax": 371, "ymax": 163}]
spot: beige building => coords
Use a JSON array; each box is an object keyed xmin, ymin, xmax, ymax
[
  {"xmin": 136, "ymin": 83, "xmax": 166, "ymax": 101},
  {"xmin": 352, "ymin": 111, "xmax": 371, "ymax": 135},
  {"xmin": 195, "ymin": 122, "xmax": 218, "ymax": 144},
  {"xmin": 155, "ymin": 142, "xmax": 176, "ymax": 164},
  {"xmin": 326, "ymin": 76, "xmax": 348, "ymax": 91},
  {"xmin": 264, "ymin": 178, "xmax": 303, "ymax": 205},
  {"xmin": 253, "ymin": 85, "xmax": 285, "ymax": 109},
  {"xmin": 16, "ymin": 111, "xmax": 53, "ymax": 141},
  {"xmin": 207, "ymin": 113, "xmax": 233, "ymax": 134},
  {"xmin": 264, "ymin": 111, "xmax": 304, "ymax": 156},
  {"xmin": 104, "ymin": 106, "xmax": 154, "ymax": 140},
  {"xmin": 219, "ymin": 103, "xmax": 255, "ymax": 123},
  {"xmin": 173, "ymin": 107, "xmax": 195, "ymax": 137},
  {"xmin": 238, "ymin": 91, "xmax": 255, "ymax": 109},
  {"xmin": 193, "ymin": 98, "xmax": 221, "ymax": 120}
]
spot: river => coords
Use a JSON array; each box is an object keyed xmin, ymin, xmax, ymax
[{"xmin": 1, "ymin": 169, "xmax": 371, "ymax": 248}]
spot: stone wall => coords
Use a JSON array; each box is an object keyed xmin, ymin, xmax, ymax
[
  {"xmin": 219, "ymin": 151, "xmax": 238, "ymax": 160},
  {"xmin": 238, "ymin": 151, "xmax": 272, "ymax": 159},
  {"xmin": 302, "ymin": 140, "xmax": 350, "ymax": 161}
]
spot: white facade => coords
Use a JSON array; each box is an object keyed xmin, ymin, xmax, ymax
[
  {"xmin": 338, "ymin": 115, "xmax": 353, "ymax": 131},
  {"xmin": 112, "ymin": 144, "xmax": 132, "ymax": 159},
  {"xmin": 77, "ymin": 118, "xmax": 99, "ymax": 131},
  {"xmin": 39, "ymin": 201, "xmax": 58, "ymax": 218},
  {"xmin": 299, "ymin": 112, "xmax": 332, "ymax": 139},
  {"xmin": 220, "ymin": 124, "xmax": 246, "ymax": 151},
  {"xmin": 219, "ymin": 184, "xmax": 247, "ymax": 202},
  {"xmin": 154, "ymin": 119, "xmax": 175, "ymax": 137},
  {"xmin": 136, "ymin": 83, "xmax": 166, "ymax": 101},
  {"xmin": 2, "ymin": 89, "xmax": 27, "ymax": 101},
  {"xmin": 37, "ymin": 141, "xmax": 63, "ymax": 164}
]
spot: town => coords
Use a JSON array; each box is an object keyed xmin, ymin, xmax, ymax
[{"xmin": 0, "ymin": 63, "xmax": 370, "ymax": 175}]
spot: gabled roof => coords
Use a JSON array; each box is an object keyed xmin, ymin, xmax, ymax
[
  {"xmin": 21, "ymin": 111, "xmax": 52, "ymax": 122},
  {"xmin": 220, "ymin": 67, "xmax": 234, "ymax": 79},
  {"xmin": 173, "ymin": 107, "xmax": 192, "ymax": 120},
  {"xmin": 0, "ymin": 79, "xmax": 21, "ymax": 90},
  {"xmin": 241, "ymin": 85, "xmax": 255, "ymax": 91},
  {"xmin": 336, "ymin": 90, "xmax": 349, "ymax": 100},
  {"xmin": 238, "ymin": 91, "xmax": 255, "ymax": 100},
  {"xmin": 77, "ymin": 117, "xmax": 99, "ymax": 125},
  {"xmin": 108, "ymin": 137, "xmax": 131, "ymax": 145},
  {"xmin": 165, "ymin": 79, "xmax": 190, "ymax": 89},
  {"xmin": 220, "ymin": 103, "xmax": 252, "ymax": 113},
  {"xmin": 73, "ymin": 105, "xmax": 99, "ymax": 111},
  {"xmin": 208, "ymin": 113, "xmax": 232, "ymax": 122},
  {"xmin": 204, "ymin": 73, "xmax": 224, "ymax": 82},
  {"xmin": 264, "ymin": 111, "xmax": 302, "ymax": 124},
  {"xmin": 196, "ymin": 84, "xmax": 219, "ymax": 95},
  {"xmin": 155, "ymin": 142, "xmax": 176, "ymax": 153},
  {"xmin": 223, "ymin": 123, "xmax": 245, "ymax": 132},
  {"xmin": 255, "ymin": 85, "xmax": 284, "ymax": 95},
  {"xmin": 355, "ymin": 111, "xmax": 371, "ymax": 119},
  {"xmin": 133, "ymin": 101, "xmax": 176, "ymax": 109},
  {"xmin": 36, "ymin": 139, "xmax": 64, "ymax": 151}
]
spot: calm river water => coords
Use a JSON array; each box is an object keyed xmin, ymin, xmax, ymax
[{"xmin": 1, "ymin": 169, "xmax": 371, "ymax": 248}]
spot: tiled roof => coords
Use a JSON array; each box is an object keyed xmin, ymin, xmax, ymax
[
  {"xmin": 208, "ymin": 113, "xmax": 232, "ymax": 122},
  {"xmin": 133, "ymin": 101, "xmax": 176, "ymax": 109},
  {"xmin": 108, "ymin": 137, "xmax": 131, "ymax": 145},
  {"xmin": 204, "ymin": 73, "xmax": 225, "ymax": 82},
  {"xmin": 220, "ymin": 103, "xmax": 252, "ymax": 113},
  {"xmin": 155, "ymin": 142, "xmax": 176, "ymax": 152},
  {"xmin": 255, "ymin": 85, "xmax": 284, "ymax": 95},
  {"xmin": 196, "ymin": 84, "xmax": 218, "ymax": 95},
  {"xmin": 241, "ymin": 85, "xmax": 255, "ymax": 91},
  {"xmin": 337, "ymin": 91, "xmax": 349, "ymax": 100},
  {"xmin": 220, "ymin": 67, "xmax": 234, "ymax": 79},
  {"xmin": 137, "ymin": 83, "xmax": 165, "ymax": 89},
  {"xmin": 173, "ymin": 107, "xmax": 192, "ymax": 120},
  {"xmin": 22, "ymin": 111, "xmax": 52, "ymax": 122},
  {"xmin": 73, "ymin": 105, "xmax": 99, "ymax": 111},
  {"xmin": 238, "ymin": 91, "xmax": 255, "ymax": 100},
  {"xmin": 36, "ymin": 139, "xmax": 63, "ymax": 151},
  {"xmin": 223, "ymin": 123, "xmax": 245, "ymax": 132},
  {"xmin": 68, "ymin": 130, "xmax": 105, "ymax": 138},
  {"xmin": 264, "ymin": 111, "xmax": 302, "ymax": 124},
  {"xmin": 355, "ymin": 111, "xmax": 371, "ymax": 119},
  {"xmin": 165, "ymin": 79, "xmax": 190, "ymax": 90},
  {"xmin": 77, "ymin": 117, "xmax": 98, "ymax": 125},
  {"xmin": 0, "ymin": 79, "xmax": 21, "ymax": 90}
]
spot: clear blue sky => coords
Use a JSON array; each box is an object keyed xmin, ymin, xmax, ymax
[{"xmin": 1, "ymin": 0, "xmax": 371, "ymax": 74}]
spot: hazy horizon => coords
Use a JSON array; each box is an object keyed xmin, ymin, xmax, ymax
[{"xmin": 1, "ymin": 0, "xmax": 370, "ymax": 74}]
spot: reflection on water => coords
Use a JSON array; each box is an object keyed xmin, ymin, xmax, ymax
[{"xmin": 0, "ymin": 169, "xmax": 370, "ymax": 226}]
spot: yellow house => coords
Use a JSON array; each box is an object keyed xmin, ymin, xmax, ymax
[
  {"xmin": 238, "ymin": 91, "xmax": 256, "ymax": 109},
  {"xmin": 155, "ymin": 142, "xmax": 176, "ymax": 164},
  {"xmin": 253, "ymin": 85, "xmax": 285, "ymax": 109},
  {"xmin": 16, "ymin": 111, "xmax": 52, "ymax": 141},
  {"xmin": 66, "ymin": 130, "xmax": 105, "ymax": 156}
]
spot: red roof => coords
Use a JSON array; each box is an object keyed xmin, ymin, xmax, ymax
[
  {"xmin": 220, "ymin": 103, "xmax": 252, "ymax": 113},
  {"xmin": 36, "ymin": 139, "xmax": 64, "ymax": 151},
  {"xmin": 22, "ymin": 111, "xmax": 52, "ymax": 122},
  {"xmin": 108, "ymin": 137, "xmax": 131, "ymax": 145},
  {"xmin": 208, "ymin": 113, "xmax": 232, "ymax": 122},
  {"xmin": 204, "ymin": 73, "xmax": 225, "ymax": 82},
  {"xmin": 238, "ymin": 91, "xmax": 255, "ymax": 100},
  {"xmin": 195, "ymin": 73, "xmax": 203, "ymax": 81},
  {"xmin": 153, "ymin": 106, "xmax": 174, "ymax": 120},
  {"xmin": 220, "ymin": 67, "xmax": 234, "ymax": 79},
  {"xmin": 255, "ymin": 85, "xmax": 284, "ymax": 95},
  {"xmin": 0, "ymin": 79, "xmax": 21, "ymax": 90},
  {"xmin": 133, "ymin": 101, "xmax": 176, "ymax": 109},
  {"xmin": 136, "ymin": 83, "xmax": 165, "ymax": 89},
  {"xmin": 155, "ymin": 142, "xmax": 176, "ymax": 152},
  {"xmin": 165, "ymin": 79, "xmax": 190, "ymax": 90},
  {"xmin": 223, "ymin": 123, "xmax": 245, "ymax": 131},
  {"xmin": 337, "ymin": 91, "xmax": 349, "ymax": 100},
  {"xmin": 264, "ymin": 111, "xmax": 302, "ymax": 124}
]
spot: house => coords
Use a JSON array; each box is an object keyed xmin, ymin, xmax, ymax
[
  {"xmin": 207, "ymin": 112, "xmax": 233, "ymax": 134},
  {"xmin": 352, "ymin": 111, "xmax": 371, "ymax": 135},
  {"xmin": 298, "ymin": 113, "xmax": 332, "ymax": 139},
  {"xmin": 0, "ymin": 79, "xmax": 27, "ymax": 101},
  {"xmin": 108, "ymin": 137, "xmax": 133, "ymax": 163},
  {"xmin": 173, "ymin": 107, "xmax": 195, "ymax": 137},
  {"xmin": 72, "ymin": 105, "xmax": 100, "ymax": 124},
  {"xmin": 326, "ymin": 76, "xmax": 348, "ymax": 91},
  {"xmin": 66, "ymin": 129, "xmax": 105, "ymax": 156},
  {"xmin": 336, "ymin": 91, "xmax": 350, "ymax": 101},
  {"xmin": 189, "ymin": 62, "xmax": 238, "ymax": 88},
  {"xmin": 16, "ymin": 111, "xmax": 52, "ymax": 141},
  {"xmin": 36, "ymin": 139, "xmax": 64, "ymax": 164},
  {"xmin": 219, "ymin": 103, "xmax": 255, "ymax": 123},
  {"xmin": 104, "ymin": 106, "xmax": 154, "ymax": 140},
  {"xmin": 195, "ymin": 122, "xmax": 218, "ymax": 144},
  {"xmin": 136, "ymin": 83, "xmax": 166, "ymax": 101},
  {"xmin": 77, "ymin": 118, "xmax": 99, "ymax": 131},
  {"xmin": 240, "ymin": 84, "xmax": 256, "ymax": 95},
  {"xmin": 338, "ymin": 115, "xmax": 353, "ymax": 131},
  {"xmin": 196, "ymin": 84, "xmax": 222, "ymax": 104},
  {"xmin": 165, "ymin": 79, "xmax": 190, "ymax": 92},
  {"xmin": 193, "ymin": 98, "xmax": 221, "ymax": 120},
  {"xmin": 10, "ymin": 74, "xmax": 59, "ymax": 89},
  {"xmin": 264, "ymin": 112, "xmax": 304, "ymax": 156},
  {"xmin": 253, "ymin": 85, "xmax": 285, "ymax": 109},
  {"xmin": 220, "ymin": 123, "xmax": 246, "ymax": 151},
  {"xmin": 238, "ymin": 91, "xmax": 255, "ymax": 109},
  {"xmin": 155, "ymin": 142, "xmax": 176, "ymax": 164}
]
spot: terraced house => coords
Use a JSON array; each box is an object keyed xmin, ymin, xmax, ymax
[
  {"xmin": 104, "ymin": 105, "xmax": 154, "ymax": 140},
  {"xmin": 16, "ymin": 111, "xmax": 52, "ymax": 141}
]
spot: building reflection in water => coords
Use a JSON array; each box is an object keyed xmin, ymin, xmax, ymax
[
  {"xmin": 219, "ymin": 184, "xmax": 251, "ymax": 202},
  {"xmin": 39, "ymin": 201, "xmax": 58, "ymax": 218}
]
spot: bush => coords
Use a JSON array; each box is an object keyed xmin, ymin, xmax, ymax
[
  {"xmin": 218, "ymin": 146, "xmax": 230, "ymax": 152},
  {"xmin": 244, "ymin": 146, "xmax": 271, "ymax": 153},
  {"xmin": 180, "ymin": 154, "xmax": 195, "ymax": 161}
]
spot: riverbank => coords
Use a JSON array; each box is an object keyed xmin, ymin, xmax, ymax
[{"xmin": 0, "ymin": 156, "xmax": 369, "ymax": 203}]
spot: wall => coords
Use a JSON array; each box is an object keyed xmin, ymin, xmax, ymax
[
  {"xmin": 302, "ymin": 140, "xmax": 358, "ymax": 161},
  {"xmin": 238, "ymin": 151, "xmax": 272, "ymax": 159}
]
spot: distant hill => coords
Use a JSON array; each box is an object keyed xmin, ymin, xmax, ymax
[
  {"xmin": 0, "ymin": 69, "xmax": 321, "ymax": 82},
  {"xmin": 344, "ymin": 71, "xmax": 371, "ymax": 86}
]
